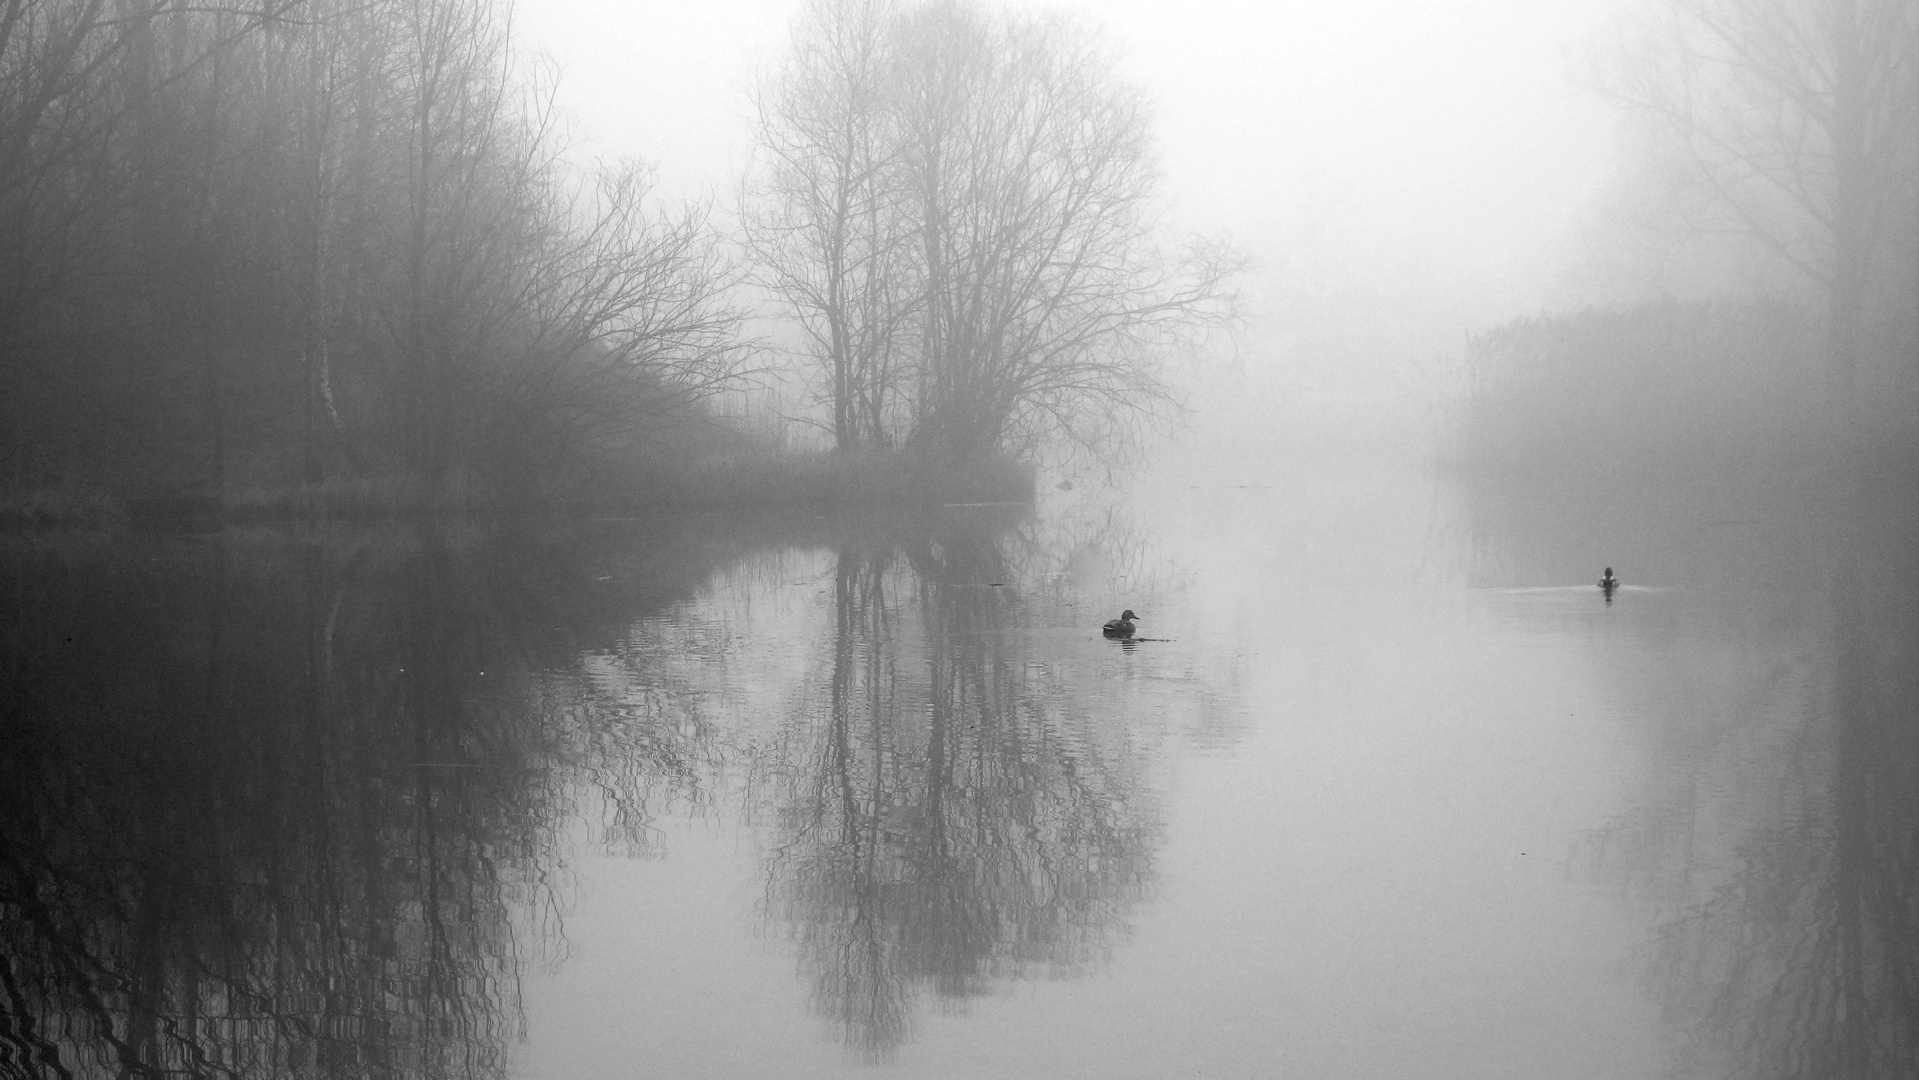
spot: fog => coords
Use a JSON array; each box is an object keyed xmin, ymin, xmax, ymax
[
  {"xmin": 516, "ymin": 0, "xmax": 1622, "ymax": 411},
  {"xmin": 2, "ymin": 1, "xmax": 1914, "ymax": 1077}
]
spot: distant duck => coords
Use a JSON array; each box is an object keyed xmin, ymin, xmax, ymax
[
  {"xmin": 1102, "ymin": 609, "xmax": 1139, "ymax": 637},
  {"xmin": 1599, "ymin": 568, "xmax": 1619, "ymax": 591}
]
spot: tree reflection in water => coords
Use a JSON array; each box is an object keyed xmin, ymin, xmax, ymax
[
  {"xmin": 758, "ymin": 519, "xmax": 1161, "ymax": 1060},
  {"xmin": 1642, "ymin": 541, "xmax": 1917, "ymax": 1078},
  {"xmin": 0, "ymin": 523, "xmax": 728, "ymax": 1080},
  {"xmin": 1552, "ymin": 476, "xmax": 1919, "ymax": 1079}
]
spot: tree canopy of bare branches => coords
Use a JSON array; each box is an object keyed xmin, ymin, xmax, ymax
[
  {"xmin": 745, "ymin": 0, "xmax": 1237, "ymax": 462},
  {"xmin": 1601, "ymin": 0, "xmax": 1919, "ymax": 419},
  {"xmin": 1, "ymin": 0, "xmax": 745, "ymax": 504}
]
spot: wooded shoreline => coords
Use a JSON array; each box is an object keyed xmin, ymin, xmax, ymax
[{"xmin": 0, "ymin": 450, "xmax": 1037, "ymax": 529}]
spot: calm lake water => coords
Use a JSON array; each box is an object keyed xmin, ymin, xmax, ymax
[{"xmin": 3, "ymin": 438, "xmax": 1914, "ymax": 1079}]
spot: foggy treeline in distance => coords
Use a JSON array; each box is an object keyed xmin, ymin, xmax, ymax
[
  {"xmin": 2, "ymin": 0, "xmax": 1912, "ymax": 522},
  {"xmin": 1453, "ymin": 0, "xmax": 1916, "ymax": 477},
  {"xmin": 1, "ymin": 0, "xmax": 744, "ymax": 517},
  {"xmin": 0, "ymin": 0, "xmax": 1232, "ymax": 523}
]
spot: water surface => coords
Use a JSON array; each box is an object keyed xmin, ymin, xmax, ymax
[{"xmin": 2, "ymin": 446, "xmax": 1912, "ymax": 1078}]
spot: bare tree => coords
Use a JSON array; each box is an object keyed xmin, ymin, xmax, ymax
[
  {"xmin": 747, "ymin": 0, "xmax": 1237, "ymax": 463},
  {"xmin": 268, "ymin": 0, "xmax": 379, "ymax": 482},
  {"xmin": 2, "ymin": 0, "xmax": 748, "ymax": 508},
  {"xmin": 1602, "ymin": 0, "xmax": 1919, "ymax": 418},
  {"xmin": 487, "ymin": 162, "xmax": 749, "ymax": 490},
  {"xmin": 0, "ymin": 0, "xmax": 300, "ymax": 487},
  {"xmin": 895, "ymin": 3, "xmax": 1237, "ymax": 460},
  {"xmin": 745, "ymin": 0, "xmax": 916, "ymax": 450}
]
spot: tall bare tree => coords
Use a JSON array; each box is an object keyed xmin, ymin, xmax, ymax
[
  {"xmin": 747, "ymin": 0, "xmax": 1236, "ymax": 463},
  {"xmin": 746, "ymin": 0, "xmax": 916, "ymax": 451},
  {"xmin": 0, "ymin": 0, "xmax": 297, "ymax": 488},
  {"xmin": 1603, "ymin": 0, "xmax": 1919, "ymax": 419}
]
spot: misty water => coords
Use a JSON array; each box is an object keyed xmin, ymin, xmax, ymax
[{"xmin": 4, "ymin": 440, "xmax": 1913, "ymax": 1079}]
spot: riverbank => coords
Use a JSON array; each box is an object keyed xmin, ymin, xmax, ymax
[{"xmin": 0, "ymin": 450, "xmax": 1037, "ymax": 530}]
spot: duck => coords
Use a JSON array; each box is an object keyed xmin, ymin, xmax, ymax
[
  {"xmin": 1599, "ymin": 567, "xmax": 1619, "ymax": 590},
  {"xmin": 1102, "ymin": 609, "xmax": 1139, "ymax": 637}
]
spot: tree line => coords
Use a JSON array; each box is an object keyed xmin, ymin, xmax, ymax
[
  {"xmin": 8, "ymin": 0, "xmax": 1900, "ymax": 510},
  {"xmin": 0, "ymin": 0, "xmax": 1233, "ymax": 515},
  {"xmin": 1, "ymin": 0, "xmax": 748, "ymax": 509}
]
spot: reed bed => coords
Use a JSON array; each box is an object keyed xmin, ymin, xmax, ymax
[{"xmin": 1444, "ymin": 298, "xmax": 1825, "ymax": 475}]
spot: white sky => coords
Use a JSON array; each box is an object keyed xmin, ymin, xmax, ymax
[{"xmin": 512, "ymin": 0, "xmax": 1630, "ymax": 403}]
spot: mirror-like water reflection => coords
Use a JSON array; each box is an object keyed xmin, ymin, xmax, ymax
[
  {"xmin": 756, "ymin": 536, "xmax": 1167, "ymax": 1058},
  {"xmin": 0, "ymin": 515, "xmax": 850, "ymax": 1079},
  {"xmin": 3, "ymin": 452, "xmax": 1913, "ymax": 1078},
  {"xmin": 1449, "ymin": 454, "xmax": 1919, "ymax": 1080},
  {"xmin": 2, "ymin": 531, "xmax": 557, "ymax": 1080}
]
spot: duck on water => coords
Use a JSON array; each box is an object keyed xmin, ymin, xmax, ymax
[{"xmin": 1103, "ymin": 610, "xmax": 1139, "ymax": 637}]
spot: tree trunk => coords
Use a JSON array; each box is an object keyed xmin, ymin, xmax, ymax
[{"xmin": 1825, "ymin": 0, "xmax": 1869, "ymax": 428}]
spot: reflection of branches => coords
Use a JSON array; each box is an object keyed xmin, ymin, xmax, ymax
[
  {"xmin": 0, "ymin": 524, "xmax": 740, "ymax": 1079},
  {"xmin": 542, "ymin": 655, "xmax": 718, "ymax": 857},
  {"xmin": 759, "ymin": 527, "xmax": 1160, "ymax": 1060},
  {"xmin": 1644, "ymin": 589, "xmax": 1916, "ymax": 1079},
  {"xmin": 1577, "ymin": 534, "xmax": 1917, "ymax": 1078}
]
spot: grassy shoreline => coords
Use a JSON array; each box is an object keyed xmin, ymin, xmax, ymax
[
  {"xmin": 1, "ymin": 450, "xmax": 1036, "ymax": 529},
  {"xmin": 646, "ymin": 450, "xmax": 1033, "ymax": 510}
]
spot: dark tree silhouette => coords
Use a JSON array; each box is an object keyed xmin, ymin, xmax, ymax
[{"xmin": 746, "ymin": 0, "xmax": 1238, "ymax": 464}]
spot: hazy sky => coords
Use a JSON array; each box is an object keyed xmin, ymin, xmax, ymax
[{"xmin": 514, "ymin": 0, "xmax": 1629, "ymax": 402}]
